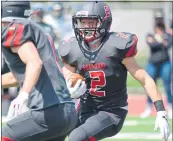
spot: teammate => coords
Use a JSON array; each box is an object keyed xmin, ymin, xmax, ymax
[
  {"xmin": 58, "ymin": 2, "xmax": 170, "ymax": 141},
  {"xmin": 1, "ymin": 2, "xmax": 77, "ymax": 141}
]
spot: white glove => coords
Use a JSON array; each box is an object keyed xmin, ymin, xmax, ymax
[
  {"xmin": 154, "ymin": 111, "xmax": 170, "ymax": 141},
  {"xmin": 67, "ymin": 78, "xmax": 87, "ymax": 99},
  {"xmin": 7, "ymin": 91, "xmax": 29, "ymax": 121}
]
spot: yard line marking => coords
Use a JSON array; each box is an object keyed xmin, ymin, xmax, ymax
[
  {"xmin": 108, "ymin": 133, "xmax": 172, "ymax": 140},
  {"xmin": 124, "ymin": 120, "xmax": 154, "ymax": 126}
]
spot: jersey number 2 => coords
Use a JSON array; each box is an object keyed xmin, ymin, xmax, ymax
[{"xmin": 89, "ymin": 71, "xmax": 106, "ymax": 97}]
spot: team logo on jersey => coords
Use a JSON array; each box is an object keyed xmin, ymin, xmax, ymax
[
  {"xmin": 61, "ymin": 37, "xmax": 75, "ymax": 44},
  {"xmin": 82, "ymin": 63, "xmax": 106, "ymax": 71}
]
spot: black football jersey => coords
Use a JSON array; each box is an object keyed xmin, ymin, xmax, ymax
[
  {"xmin": 2, "ymin": 19, "xmax": 73, "ymax": 110},
  {"xmin": 58, "ymin": 32, "xmax": 138, "ymax": 111}
]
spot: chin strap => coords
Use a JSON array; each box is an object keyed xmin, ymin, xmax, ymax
[{"xmin": 88, "ymin": 37, "xmax": 101, "ymax": 45}]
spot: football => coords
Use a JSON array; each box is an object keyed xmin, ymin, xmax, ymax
[{"xmin": 68, "ymin": 73, "xmax": 85, "ymax": 87}]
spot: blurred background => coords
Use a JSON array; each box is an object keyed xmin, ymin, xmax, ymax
[{"xmin": 1, "ymin": 1, "xmax": 172, "ymax": 141}]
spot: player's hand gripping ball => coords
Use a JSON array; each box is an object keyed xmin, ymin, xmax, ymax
[
  {"xmin": 66, "ymin": 73, "xmax": 86, "ymax": 99},
  {"xmin": 68, "ymin": 73, "xmax": 85, "ymax": 87}
]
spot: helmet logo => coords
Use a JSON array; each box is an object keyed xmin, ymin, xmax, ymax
[
  {"xmin": 103, "ymin": 6, "xmax": 110, "ymax": 20},
  {"xmin": 76, "ymin": 11, "xmax": 89, "ymax": 17},
  {"xmin": 24, "ymin": 10, "xmax": 31, "ymax": 16},
  {"xmin": 100, "ymin": 29, "xmax": 105, "ymax": 33},
  {"xmin": 7, "ymin": 10, "xmax": 12, "ymax": 13}
]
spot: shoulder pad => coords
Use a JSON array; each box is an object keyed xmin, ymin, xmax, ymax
[
  {"xmin": 58, "ymin": 37, "xmax": 78, "ymax": 65},
  {"xmin": 109, "ymin": 32, "xmax": 138, "ymax": 60},
  {"xmin": 2, "ymin": 20, "xmax": 33, "ymax": 48},
  {"xmin": 58, "ymin": 37, "xmax": 76, "ymax": 57},
  {"xmin": 109, "ymin": 32, "xmax": 135, "ymax": 50}
]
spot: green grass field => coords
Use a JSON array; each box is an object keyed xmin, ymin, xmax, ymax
[
  {"xmin": 2, "ymin": 116, "xmax": 172, "ymax": 141},
  {"xmin": 99, "ymin": 116, "xmax": 172, "ymax": 141}
]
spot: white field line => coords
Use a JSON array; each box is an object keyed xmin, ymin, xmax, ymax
[
  {"xmin": 108, "ymin": 133, "xmax": 172, "ymax": 140},
  {"xmin": 124, "ymin": 120, "xmax": 154, "ymax": 126}
]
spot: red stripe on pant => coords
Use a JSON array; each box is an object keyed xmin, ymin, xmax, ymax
[
  {"xmin": 84, "ymin": 136, "xmax": 97, "ymax": 141},
  {"xmin": 2, "ymin": 136, "xmax": 14, "ymax": 141},
  {"xmin": 76, "ymin": 100, "xmax": 80, "ymax": 112}
]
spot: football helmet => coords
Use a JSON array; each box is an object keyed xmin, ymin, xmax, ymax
[
  {"xmin": 2, "ymin": 1, "xmax": 31, "ymax": 22},
  {"xmin": 72, "ymin": 1, "xmax": 112, "ymax": 43}
]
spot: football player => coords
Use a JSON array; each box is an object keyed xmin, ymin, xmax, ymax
[
  {"xmin": 1, "ymin": 1, "xmax": 77, "ymax": 141},
  {"xmin": 58, "ymin": 2, "xmax": 170, "ymax": 141}
]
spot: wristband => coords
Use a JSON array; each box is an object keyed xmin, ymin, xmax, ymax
[{"xmin": 154, "ymin": 100, "xmax": 165, "ymax": 112}]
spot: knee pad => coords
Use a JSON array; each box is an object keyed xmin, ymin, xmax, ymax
[{"xmin": 2, "ymin": 136, "xmax": 14, "ymax": 141}]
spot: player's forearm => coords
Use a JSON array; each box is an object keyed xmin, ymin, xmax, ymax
[
  {"xmin": 61, "ymin": 58, "xmax": 76, "ymax": 80},
  {"xmin": 2, "ymin": 72, "xmax": 19, "ymax": 88},
  {"xmin": 143, "ymin": 74, "xmax": 162, "ymax": 102},
  {"xmin": 22, "ymin": 60, "xmax": 43, "ymax": 93},
  {"xmin": 133, "ymin": 69, "xmax": 162, "ymax": 102},
  {"xmin": 142, "ymin": 73, "xmax": 166, "ymax": 111},
  {"xmin": 62, "ymin": 66, "xmax": 74, "ymax": 80},
  {"xmin": 124, "ymin": 57, "xmax": 165, "ymax": 112}
]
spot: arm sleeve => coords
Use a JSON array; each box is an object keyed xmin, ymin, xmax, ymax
[
  {"xmin": 3, "ymin": 23, "xmax": 33, "ymax": 48},
  {"xmin": 124, "ymin": 35, "xmax": 138, "ymax": 58}
]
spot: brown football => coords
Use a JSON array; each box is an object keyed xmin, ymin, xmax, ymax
[{"xmin": 68, "ymin": 73, "xmax": 85, "ymax": 87}]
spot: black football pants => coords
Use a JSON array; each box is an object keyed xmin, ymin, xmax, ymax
[
  {"xmin": 68, "ymin": 108, "xmax": 128, "ymax": 141},
  {"xmin": 2, "ymin": 103, "xmax": 77, "ymax": 141}
]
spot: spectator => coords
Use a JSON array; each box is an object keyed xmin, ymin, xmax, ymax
[{"xmin": 140, "ymin": 21, "xmax": 172, "ymax": 119}]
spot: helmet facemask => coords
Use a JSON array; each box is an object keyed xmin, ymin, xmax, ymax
[{"xmin": 73, "ymin": 15, "xmax": 104, "ymax": 43}]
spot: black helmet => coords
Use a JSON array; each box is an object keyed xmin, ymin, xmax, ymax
[
  {"xmin": 72, "ymin": 1, "xmax": 112, "ymax": 43},
  {"xmin": 2, "ymin": 1, "xmax": 31, "ymax": 22}
]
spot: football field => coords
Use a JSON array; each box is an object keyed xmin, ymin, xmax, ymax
[
  {"xmin": 100, "ymin": 116, "xmax": 172, "ymax": 141},
  {"xmin": 2, "ymin": 95, "xmax": 172, "ymax": 141},
  {"xmin": 2, "ymin": 116, "xmax": 172, "ymax": 141}
]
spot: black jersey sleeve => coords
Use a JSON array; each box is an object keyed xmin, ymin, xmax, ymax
[
  {"xmin": 2, "ymin": 22, "xmax": 34, "ymax": 48},
  {"xmin": 124, "ymin": 34, "xmax": 138, "ymax": 58},
  {"xmin": 110, "ymin": 32, "xmax": 138, "ymax": 61}
]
